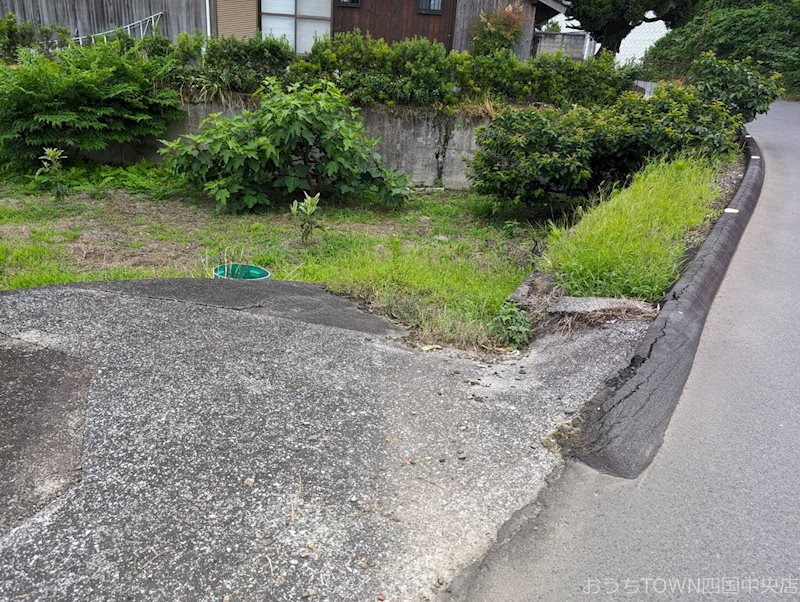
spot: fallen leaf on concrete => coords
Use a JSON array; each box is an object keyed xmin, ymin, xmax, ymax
[{"xmin": 420, "ymin": 344, "xmax": 441, "ymax": 351}]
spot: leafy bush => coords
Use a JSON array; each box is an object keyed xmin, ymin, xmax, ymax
[
  {"xmin": 469, "ymin": 107, "xmax": 595, "ymax": 203},
  {"xmin": 640, "ymin": 0, "xmax": 800, "ymax": 99},
  {"xmin": 470, "ymin": 2, "xmax": 526, "ymax": 55},
  {"xmin": 161, "ymin": 79, "xmax": 412, "ymax": 213},
  {"xmin": 590, "ymin": 84, "xmax": 742, "ymax": 183},
  {"xmin": 691, "ymin": 52, "xmax": 783, "ymax": 122},
  {"xmin": 468, "ymin": 83, "xmax": 742, "ymax": 204},
  {"xmin": 491, "ymin": 303, "xmax": 533, "ymax": 348},
  {"xmin": 0, "ymin": 39, "xmax": 184, "ymax": 165},
  {"xmin": 0, "ymin": 12, "xmax": 69, "ymax": 63},
  {"xmin": 543, "ymin": 158, "xmax": 719, "ymax": 300}
]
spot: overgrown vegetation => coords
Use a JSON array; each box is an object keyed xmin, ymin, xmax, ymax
[
  {"xmin": 0, "ymin": 175, "xmax": 534, "ymax": 348},
  {"xmin": 491, "ymin": 303, "xmax": 533, "ymax": 348},
  {"xmin": 691, "ymin": 52, "xmax": 783, "ymax": 122},
  {"xmin": 543, "ymin": 158, "xmax": 720, "ymax": 300},
  {"xmin": 468, "ymin": 83, "xmax": 742, "ymax": 205},
  {"xmin": 640, "ymin": 0, "xmax": 800, "ymax": 99},
  {"xmin": 0, "ymin": 38, "xmax": 184, "ymax": 166},
  {"xmin": 0, "ymin": 12, "xmax": 68, "ymax": 62},
  {"xmin": 470, "ymin": 1, "xmax": 526, "ymax": 55},
  {"xmin": 161, "ymin": 79, "xmax": 411, "ymax": 213}
]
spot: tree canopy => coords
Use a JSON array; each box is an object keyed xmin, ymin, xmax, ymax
[{"xmin": 567, "ymin": 0, "xmax": 703, "ymax": 54}]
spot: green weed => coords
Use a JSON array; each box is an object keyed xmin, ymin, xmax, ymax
[{"xmin": 543, "ymin": 158, "xmax": 720, "ymax": 300}]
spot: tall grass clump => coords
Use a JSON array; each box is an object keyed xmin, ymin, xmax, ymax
[{"xmin": 543, "ymin": 158, "xmax": 720, "ymax": 300}]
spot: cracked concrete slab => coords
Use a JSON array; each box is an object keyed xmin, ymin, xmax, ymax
[
  {"xmin": 0, "ymin": 280, "xmax": 646, "ymax": 600},
  {"xmin": 548, "ymin": 296, "xmax": 657, "ymax": 319},
  {"xmin": 0, "ymin": 335, "xmax": 93, "ymax": 533}
]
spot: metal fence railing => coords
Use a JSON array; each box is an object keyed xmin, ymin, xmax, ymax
[{"xmin": 72, "ymin": 12, "xmax": 163, "ymax": 46}]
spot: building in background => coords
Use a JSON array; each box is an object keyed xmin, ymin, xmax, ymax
[{"xmin": 0, "ymin": 0, "xmax": 567, "ymax": 57}]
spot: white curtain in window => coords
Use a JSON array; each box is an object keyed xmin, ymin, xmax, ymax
[
  {"xmin": 296, "ymin": 18, "xmax": 330, "ymax": 53},
  {"xmin": 262, "ymin": 15, "xmax": 295, "ymax": 48},
  {"xmin": 297, "ymin": 0, "xmax": 331, "ymax": 18},
  {"xmin": 261, "ymin": 0, "xmax": 295, "ymax": 14}
]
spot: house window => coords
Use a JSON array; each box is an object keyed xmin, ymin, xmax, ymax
[
  {"xmin": 337, "ymin": 0, "xmax": 361, "ymax": 6},
  {"xmin": 260, "ymin": 0, "xmax": 332, "ymax": 54},
  {"xmin": 417, "ymin": 0, "xmax": 443, "ymax": 14}
]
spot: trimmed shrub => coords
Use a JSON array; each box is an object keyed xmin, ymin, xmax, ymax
[
  {"xmin": 161, "ymin": 79, "xmax": 412, "ymax": 213},
  {"xmin": 0, "ymin": 39, "xmax": 184, "ymax": 165},
  {"xmin": 468, "ymin": 83, "xmax": 742, "ymax": 204},
  {"xmin": 468, "ymin": 107, "xmax": 595, "ymax": 203},
  {"xmin": 590, "ymin": 84, "xmax": 742, "ymax": 183},
  {"xmin": 165, "ymin": 32, "xmax": 295, "ymax": 101},
  {"xmin": 290, "ymin": 30, "xmax": 633, "ymax": 108}
]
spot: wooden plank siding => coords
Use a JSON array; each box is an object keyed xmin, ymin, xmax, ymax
[
  {"xmin": 332, "ymin": 0, "xmax": 458, "ymax": 49},
  {"xmin": 0, "ymin": 0, "xmax": 209, "ymax": 39},
  {"xmin": 217, "ymin": 0, "xmax": 257, "ymax": 37}
]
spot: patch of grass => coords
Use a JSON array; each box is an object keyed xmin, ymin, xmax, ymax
[
  {"xmin": 542, "ymin": 157, "xmax": 721, "ymax": 301},
  {"xmin": 0, "ymin": 187, "xmax": 537, "ymax": 348}
]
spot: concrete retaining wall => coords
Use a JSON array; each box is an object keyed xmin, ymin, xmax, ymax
[
  {"xmin": 93, "ymin": 102, "xmax": 486, "ymax": 190},
  {"xmin": 360, "ymin": 107, "xmax": 487, "ymax": 189}
]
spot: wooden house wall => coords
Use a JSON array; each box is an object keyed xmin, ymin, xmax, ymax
[
  {"xmin": 332, "ymin": 0, "xmax": 458, "ymax": 49},
  {"xmin": 0, "ymin": 0, "xmax": 208, "ymax": 39}
]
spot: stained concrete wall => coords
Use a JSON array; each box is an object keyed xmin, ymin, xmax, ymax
[
  {"xmin": 533, "ymin": 31, "xmax": 595, "ymax": 60},
  {"xmin": 94, "ymin": 102, "xmax": 487, "ymax": 190},
  {"xmin": 359, "ymin": 107, "xmax": 487, "ymax": 189}
]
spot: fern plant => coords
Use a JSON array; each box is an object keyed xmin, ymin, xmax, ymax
[{"xmin": 0, "ymin": 39, "xmax": 184, "ymax": 165}]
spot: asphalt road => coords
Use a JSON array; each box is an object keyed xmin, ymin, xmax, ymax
[{"xmin": 449, "ymin": 101, "xmax": 800, "ymax": 601}]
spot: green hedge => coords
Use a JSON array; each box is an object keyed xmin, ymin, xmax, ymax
[
  {"xmin": 289, "ymin": 30, "xmax": 634, "ymax": 108},
  {"xmin": 153, "ymin": 32, "xmax": 296, "ymax": 101},
  {"xmin": 467, "ymin": 83, "xmax": 742, "ymax": 205}
]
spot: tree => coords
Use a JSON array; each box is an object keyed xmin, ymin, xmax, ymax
[{"xmin": 567, "ymin": 0, "xmax": 702, "ymax": 55}]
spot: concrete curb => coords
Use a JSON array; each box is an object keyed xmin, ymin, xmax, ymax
[{"xmin": 568, "ymin": 135, "xmax": 765, "ymax": 479}]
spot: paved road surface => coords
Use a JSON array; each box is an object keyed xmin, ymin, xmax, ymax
[
  {"xmin": 0, "ymin": 279, "xmax": 646, "ymax": 601},
  {"xmin": 451, "ymin": 101, "xmax": 800, "ymax": 601}
]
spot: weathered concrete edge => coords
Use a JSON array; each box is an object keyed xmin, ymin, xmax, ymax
[{"xmin": 568, "ymin": 135, "xmax": 765, "ymax": 479}]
